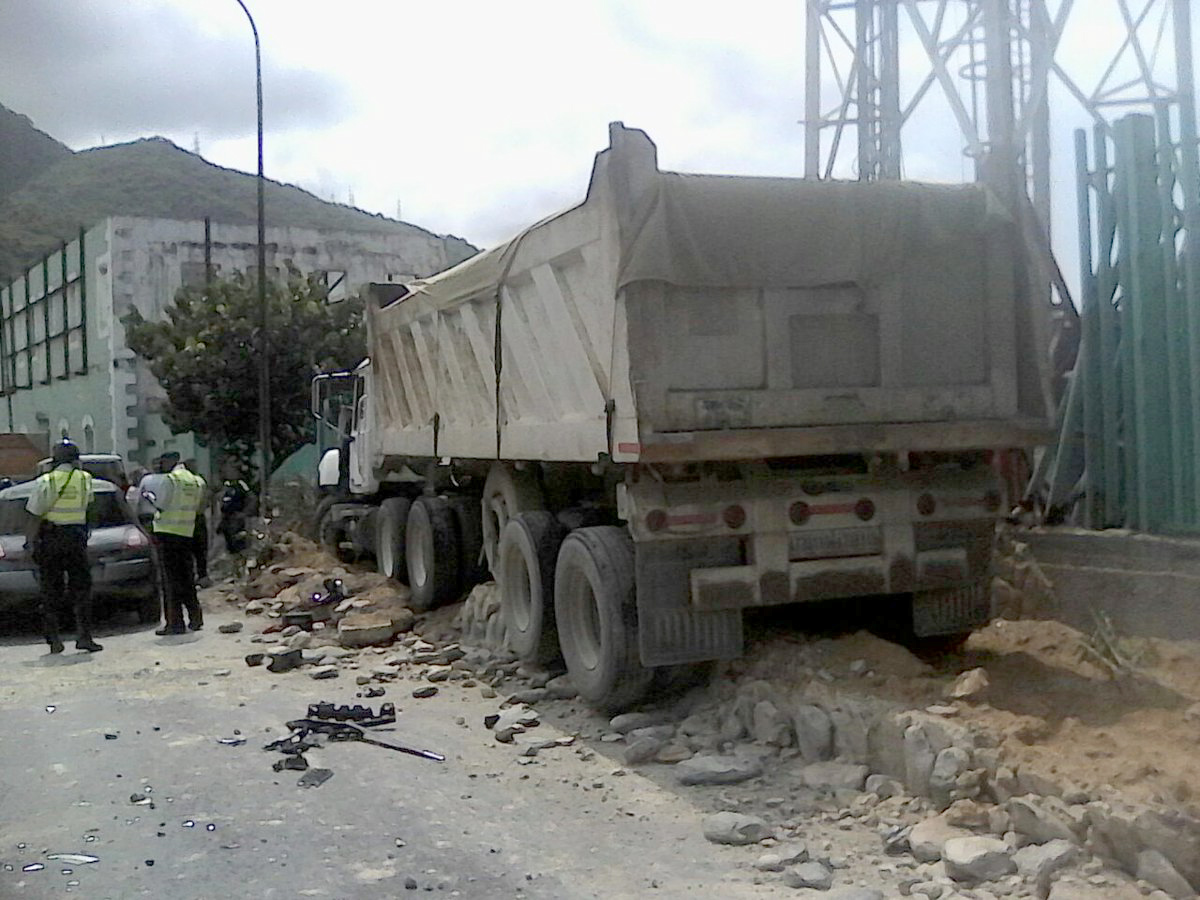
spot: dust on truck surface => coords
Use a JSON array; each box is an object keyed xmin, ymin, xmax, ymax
[{"xmin": 313, "ymin": 122, "xmax": 1054, "ymax": 712}]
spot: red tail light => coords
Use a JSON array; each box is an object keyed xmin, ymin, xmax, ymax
[
  {"xmin": 125, "ymin": 527, "xmax": 150, "ymax": 549},
  {"xmin": 854, "ymin": 498, "xmax": 876, "ymax": 521},
  {"xmin": 645, "ymin": 510, "xmax": 667, "ymax": 532},
  {"xmin": 722, "ymin": 505, "xmax": 746, "ymax": 529},
  {"xmin": 789, "ymin": 501, "xmax": 811, "ymax": 525}
]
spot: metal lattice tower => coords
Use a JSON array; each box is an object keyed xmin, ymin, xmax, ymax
[{"xmin": 803, "ymin": 0, "xmax": 1197, "ymax": 236}]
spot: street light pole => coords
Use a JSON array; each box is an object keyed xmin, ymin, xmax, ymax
[{"xmin": 234, "ymin": 0, "xmax": 270, "ymax": 517}]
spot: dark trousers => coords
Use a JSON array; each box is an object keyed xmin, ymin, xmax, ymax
[
  {"xmin": 192, "ymin": 513, "xmax": 208, "ymax": 580},
  {"xmin": 37, "ymin": 524, "xmax": 93, "ymax": 643},
  {"xmin": 159, "ymin": 534, "xmax": 202, "ymax": 628}
]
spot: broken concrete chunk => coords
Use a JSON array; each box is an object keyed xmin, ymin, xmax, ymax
[
  {"xmin": 1005, "ymin": 796, "xmax": 1078, "ymax": 844},
  {"xmin": 801, "ymin": 761, "xmax": 869, "ymax": 791},
  {"xmin": 792, "ymin": 704, "xmax": 833, "ymax": 762},
  {"xmin": 337, "ymin": 612, "xmax": 399, "ymax": 648},
  {"xmin": 309, "ymin": 665, "xmax": 339, "ymax": 680},
  {"xmin": 1136, "ymin": 849, "xmax": 1195, "ymax": 899},
  {"xmin": 1013, "ymin": 839, "xmax": 1078, "ymax": 883},
  {"xmin": 218, "ymin": 622, "xmax": 244, "ymax": 634},
  {"xmin": 702, "ymin": 811, "xmax": 772, "ymax": 845},
  {"xmin": 909, "ymin": 816, "xmax": 973, "ymax": 862},
  {"xmin": 623, "ymin": 736, "xmax": 664, "ymax": 766},
  {"xmin": 942, "ymin": 836, "xmax": 1016, "ymax": 883},
  {"xmin": 266, "ymin": 648, "xmax": 302, "ymax": 673},
  {"xmin": 783, "ymin": 861, "xmax": 833, "ymax": 890},
  {"xmin": 609, "ymin": 711, "xmax": 669, "ymax": 734},
  {"xmin": 946, "ymin": 667, "xmax": 989, "ymax": 700},
  {"xmin": 753, "ymin": 844, "xmax": 809, "ymax": 872},
  {"xmin": 675, "ymin": 754, "xmax": 763, "ymax": 786}
]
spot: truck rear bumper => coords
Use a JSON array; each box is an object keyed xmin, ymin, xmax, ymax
[{"xmin": 689, "ymin": 545, "xmax": 971, "ymax": 611}]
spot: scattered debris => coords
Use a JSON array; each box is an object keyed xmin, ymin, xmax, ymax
[
  {"xmin": 306, "ymin": 702, "xmax": 396, "ymax": 727},
  {"xmin": 412, "ymin": 686, "xmax": 438, "ymax": 699},
  {"xmin": 297, "ymin": 768, "xmax": 334, "ymax": 788},
  {"xmin": 218, "ymin": 622, "xmax": 244, "ymax": 634}
]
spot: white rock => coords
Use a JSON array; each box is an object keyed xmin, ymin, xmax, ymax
[
  {"xmin": 792, "ymin": 704, "xmax": 833, "ymax": 762},
  {"xmin": 675, "ymin": 754, "xmax": 763, "ymax": 786},
  {"xmin": 942, "ymin": 836, "xmax": 1016, "ymax": 883},
  {"xmin": 1013, "ymin": 839, "xmax": 1078, "ymax": 882},
  {"xmin": 1136, "ymin": 850, "xmax": 1195, "ymax": 899},
  {"xmin": 783, "ymin": 861, "xmax": 833, "ymax": 890},
  {"xmin": 801, "ymin": 760, "xmax": 869, "ymax": 791},
  {"xmin": 910, "ymin": 816, "xmax": 973, "ymax": 862},
  {"xmin": 701, "ymin": 811, "xmax": 771, "ymax": 845},
  {"xmin": 947, "ymin": 667, "xmax": 989, "ymax": 700}
]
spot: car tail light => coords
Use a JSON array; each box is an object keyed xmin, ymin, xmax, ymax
[
  {"xmin": 722, "ymin": 505, "xmax": 746, "ymax": 529},
  {"xmin": 789, "ymin": 501, "xmax": 811, "ymax": 526},
  {"xmin": 125, "ymin": 527, "xmax": 150, "ymax": 549},
  {"xmin": 645, "ymin": 509, "xmax": 667, "ymax": 533},
  {"xmin": 854, "ymin": 498, "xmax": 876, "ymax": 521},
  {"xmin": 917, "ymin": 493, "xmax": 936, "ymax": 516}
]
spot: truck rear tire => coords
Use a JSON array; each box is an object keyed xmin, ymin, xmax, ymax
[
  {"xmin": 376, "ymin": 498, "xmax": 412, "ymax": 582},
  {"xmin": 448, "ymin": 495, "xmax": 489, "ymax": 588},
  {"xmin": 482, "ymin": 464, "xmax": 544, "ymax": 577},
  {"xmin": 406, "ymin": 496, "xmax": 461, "ymax": 611},
  {"xmin": 499, "ymin": 512, "xmax": 567, "ymax": 665},
  {"xmin": 554, "ymin": 526, "xmax": 652, "ymax": 712}
]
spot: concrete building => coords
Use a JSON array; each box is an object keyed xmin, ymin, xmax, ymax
[{"xmin": 0, "ymin": 215, "xmax": 471, "ymax": 477}]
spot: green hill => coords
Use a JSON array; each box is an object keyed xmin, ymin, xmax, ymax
[
  {"xmin": 0, "ymin": 109, "xmax": 476, "ymax": 280},
  {"xmin": 0, "ymin": 105, "xmax": 73, "ymax": 206}
]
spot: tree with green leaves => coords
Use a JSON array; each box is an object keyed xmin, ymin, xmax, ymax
[{"xmin": 123, "ymin": 271, "xmax": 365, "ymax": 479}]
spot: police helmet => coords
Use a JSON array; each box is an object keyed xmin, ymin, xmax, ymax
[{"xmin": 52, "ymin": 441, "xmax": 81, "ymax": 465}]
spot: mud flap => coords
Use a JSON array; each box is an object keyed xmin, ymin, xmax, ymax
[
  {"xmin": 635, "ymin": 539, "xmax": 743, "ymax": 666},
  {"xmin": 912, "ymin": 580, "xmax": 991, "ymax": 637}
]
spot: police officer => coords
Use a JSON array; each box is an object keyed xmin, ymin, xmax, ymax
[
  {"xmin": 152, "ymin": 451, "xmax": 208, "ymax": 635},
  {"xmin": 25, "ymin": 441, "xmax": 102, "ymax": 654}
]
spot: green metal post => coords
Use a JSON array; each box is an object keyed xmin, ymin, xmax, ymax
[
  {"xmin": 1074, "ymin": 129, "xmax": 1102, "ymax": 527},
  {"xmin": 1113, "ymin": 115, "xmax": 1171, "ymax": 531},
  {"xmin": 1093, "ymin": 127, "xmax": 1124, "ymax": 526}
]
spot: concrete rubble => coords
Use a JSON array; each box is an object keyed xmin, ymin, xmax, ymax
[{"xmin": 199, "ymin": 531, "xmax": 1199, "ymax": 899}]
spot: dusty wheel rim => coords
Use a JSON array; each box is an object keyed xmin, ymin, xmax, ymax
[
  {"xmin": 408, "ymin": 511, "xmax": 430, "ymax": 588},
  {"xmin": 501, "ymin": 535, "xmax": 533, "ymax": 633},
  {"xmin": 561, "ymin": 558, "xmax": 602, "ymax": 673},
  {"xmin": 378, "ymin": 517, "xmax": 395, "ymax": 577}
]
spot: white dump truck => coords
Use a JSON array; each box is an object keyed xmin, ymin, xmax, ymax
[{"xmin": 313, "ymin": 123, "xmax": 1053, "ymax": 711}]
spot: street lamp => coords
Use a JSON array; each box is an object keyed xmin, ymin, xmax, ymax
[{"xmin": 234, "ymin": 0, "xmax": 270, "ymax": 516}]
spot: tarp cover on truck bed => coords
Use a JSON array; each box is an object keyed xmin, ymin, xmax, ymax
[{"xmin": 366, "ymin": 124, "xmax": 1049, "ymax": 464}]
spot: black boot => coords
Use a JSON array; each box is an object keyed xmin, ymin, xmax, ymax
[
  {"xmin": 155, "ymin": 625, "xmax": 187, "ymax": 636},
  {"xmin": 47, "ymin": 638, "xmax": 64, "ymax": 654},
  {"xmin": 76, "ymin": 637, "xmax": 103, "ymax": 652}
]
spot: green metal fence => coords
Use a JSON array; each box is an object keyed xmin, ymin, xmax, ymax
[{"xmin": 1042, "ymin": 112, "xmax": 1200, "ymax": 532}]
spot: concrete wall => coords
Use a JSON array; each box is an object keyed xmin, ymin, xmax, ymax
[
  {"xmin": 0, "ymin": 215, "xmax": 470, "ymax": 479},
  {"xmin": 1024, "ymin": 527, "xmax": 1200, "ymax": 640}
]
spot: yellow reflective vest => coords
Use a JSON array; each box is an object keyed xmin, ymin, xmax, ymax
[
  {"xmin": 37, "ymin": 467, "xmax": 93, "ymax": 525},
  {"xmin": 153, "ymin": 467, "xmax": 206, "ymax": 537}
]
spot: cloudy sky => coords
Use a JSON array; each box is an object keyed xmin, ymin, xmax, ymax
[{"xmin": 0, "ymin": 0, "xmax": 1189, "ymax": 272}]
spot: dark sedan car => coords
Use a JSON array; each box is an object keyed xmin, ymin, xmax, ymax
[{"xmin": 0, "ymin": 479, "xmax": 159, "ymax": 623}]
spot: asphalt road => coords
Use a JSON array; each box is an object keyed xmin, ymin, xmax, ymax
[{"xmin": 0, "ymin": 602, "xmax": 785, "ymax": 899}]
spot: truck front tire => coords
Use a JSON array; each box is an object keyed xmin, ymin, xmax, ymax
[
  {"xmin": 554, "ymin": 526, "xmax": 652, "ymax": 712},
  {"xmin": 376, "ymin": 498, "xmax": 412, "ymax": 582},
  {"xmin": 499, "ymin": 512, "xmax": 567, "ymax": 665},
  {"xmin": 406, "ymin": 496, "xmax": 461, "ymax": 611}
]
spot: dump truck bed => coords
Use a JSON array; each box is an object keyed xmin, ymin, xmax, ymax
[{"xmin": 365, "ymin": 124, "xmax": 1052, "ymax": 466}]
